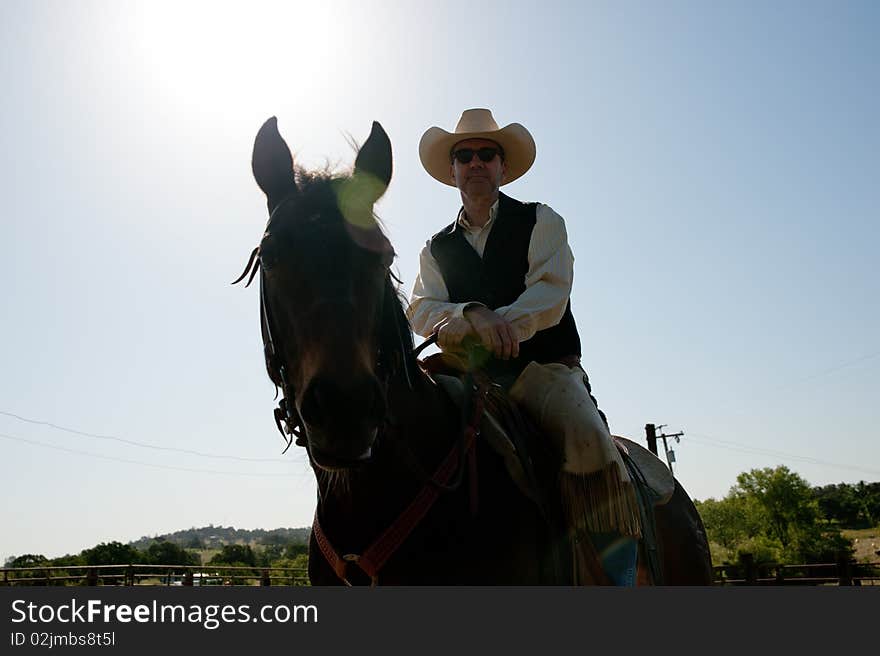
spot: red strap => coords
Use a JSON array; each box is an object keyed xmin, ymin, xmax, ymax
[
  {"xmin": 311, "ymin": 512, "xmax": 351, "ymax": 584},
  {"xmin": 357, "ymin": 425, "xmax": 478, "ymax": 577}
]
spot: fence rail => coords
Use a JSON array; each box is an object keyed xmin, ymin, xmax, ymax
[
  {"xmin": 5, "ymin": 561, "xmax": 879, "ymax": 586},
  {"xmin": 0, "ymin": 564, "xmax": 309, "ymax": 587},
  {"xmin": 713, "ymin": 556, "xmax": 880, "ymax": 586}
]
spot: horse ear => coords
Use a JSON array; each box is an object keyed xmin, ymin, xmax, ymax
[
  {"xmin": 252, "ymin": 117, "xmax": 296, "ymax": 208},
  {"xmin": 353, "ymin": 121, "xmax": 392, "ymax": 202}
]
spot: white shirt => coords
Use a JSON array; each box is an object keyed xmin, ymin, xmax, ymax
[{"xmin": 407, "ymin": 198, "xmax": 575, "ymax": 343}]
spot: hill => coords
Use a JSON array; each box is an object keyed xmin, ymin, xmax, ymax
[{"xmin": 128, "ymin": 525, "xmax": 310, "ymax": 552}]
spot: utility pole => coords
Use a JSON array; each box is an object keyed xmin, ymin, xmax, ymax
[
  {"xmin": 645, "ymin": 423, "xmax": 658, "ymax": 456},
  {"xmin": 645, "ymin": 423, "xmax": 684, "ymax": 473}
]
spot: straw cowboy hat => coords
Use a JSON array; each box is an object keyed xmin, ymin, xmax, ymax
[{"xmin": 419, "ymin": 108, "xmax": 536, "ymax": 186}]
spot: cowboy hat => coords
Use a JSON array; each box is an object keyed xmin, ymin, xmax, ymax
[{"xmin": 419, "ymin": 108, "xmax": 536, "ymax": 186}]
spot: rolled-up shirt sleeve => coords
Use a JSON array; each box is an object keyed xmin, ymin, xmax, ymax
[
  {"xmin": 494, "ymin": 204, "xmax": 574, "ymax": 343},
  {"xmin": 407, "ymin": 240, "xmax": 477, "ymax": 337}
]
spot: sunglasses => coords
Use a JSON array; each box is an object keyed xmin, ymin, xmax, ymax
[{"xmin": 451, "ymin": 147, "xmax": 503, "ymax": 164}]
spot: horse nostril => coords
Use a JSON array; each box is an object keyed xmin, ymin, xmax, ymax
[
  {"xmin": 300, "ymin": 376, "xmax": 385, "ymax": 428},
  {"xmin": 299, "ymin": 381, "xmax": 327, "ymax": 427}
]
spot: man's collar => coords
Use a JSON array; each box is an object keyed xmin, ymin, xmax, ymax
[{"xmin": 456, "ymin": 198, "xmax": 500, "ymax": 231}]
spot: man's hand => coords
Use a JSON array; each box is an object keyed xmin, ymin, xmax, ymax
[
  {"xmin": 433, "ymin": 315, "xmax": 475, "ymax": 352},
  {"xmin": 464, "ymin": 306, "xmax": 520, "ymax": 360}
]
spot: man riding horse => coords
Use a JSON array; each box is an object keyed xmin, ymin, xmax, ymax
[{"xmin": 408, "ymin": 109, "xmax": 641, "ymax": 585}]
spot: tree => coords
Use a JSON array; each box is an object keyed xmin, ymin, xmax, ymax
[
  {"xmin": 81, "ymin": 542, "xmax": 143, "ymax": 566},
  {"xmin": 183, "ymin": 536, "xmax": 205, "ymax": 549},
  {"xmin": 732, "ymin": 466, "xmax": 819, "ymax": 550},
  {"xmin": 283, "ymin": 543, "xmax": 308, "ymax": 560},
  {"xmin": 697, "ymin": 466, "xmax": 854, "ymax": 564},
  {"xmin": 814, "ymin": 481, "xmax": 879, "ymax": 528},
  {"xmin": 696, "ymin": 495, "xmax": 763, "ymax": 553},
  {"xmin": 146, "ymin": 541, "xmax": 199, "ymax": 567},
  {"xmin": 6, "ymin": 554, "xmax": 48, "ymax": 568},
  {"xmin": 209, "ymin": 544, "xmax": 256, "ymax": 567}
]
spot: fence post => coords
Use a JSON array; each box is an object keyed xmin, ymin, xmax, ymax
[
  {"xmin": 183, "ymin": 570, "xmax": 194, "ymax": 587},
  {"xmin": 741, "ymin": 553, "xmax": 757, "ymax": 585},
  {"xmin": 837, "ymin": 552, "xmax": 853, "ymax": 586},
  {"xmin": 86, "ymin": 568, "xmax": 98, "ymax": 586},
  {"xmin": 775, "ymin": 564, "xmax": 784, "ymax": 585},
  {"xmin": 261, "ymin": 569, "xmax": 271, "ymax": 587}
]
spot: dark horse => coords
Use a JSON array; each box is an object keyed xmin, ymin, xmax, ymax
[{"xmin": 236, "ymin": 117, "xmax": 713, "ymax": 585}]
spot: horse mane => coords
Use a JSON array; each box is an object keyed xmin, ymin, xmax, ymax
[{"xmin": 380, "ymin": 273, "xmax": 418, "ymax": 388}]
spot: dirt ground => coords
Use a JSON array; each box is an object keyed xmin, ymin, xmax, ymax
[{"xmin": 845, "ymin": 527, "xmax": 880, "ymax": 562}]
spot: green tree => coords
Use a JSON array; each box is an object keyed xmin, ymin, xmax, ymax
[
  {"xmin": 209, "ymin": 544, "xmax": 256, "ymax": 567},
  {"xmin": 81, "ymin": 541, "xmax": 143, "ymax": 565},
  {"xmin": 6, "ymin": 554, "xmax": 48, "ymax": 568},
  {"xmin": 3, "ymin": 554, "xmax": 55, "ymax": 584},
  {"xmin": 698, "ymin": 466, "xmax": 854, "ymax": 564},
  {"xmin": 259, "ymin": 533, "xmax": 289, "ymax": 547},
  {"xmin": 51, "ymin": 554, "xmax": 86, "ymax": 567},
  {"xmin": 283, "ymin": 543, "xmax": 308, "ymax": 560},
  {"xmin": 146, "ymin": 541, "xmax": 199, "ymax": 567},
  {"xmin": 257, "ymin": 543, "xmax": 284, "ymax": 566},
  {"xmin": 732, "ymin": 466, "xmax": 819, "ymax": 550},
  {"xmin": 814, "ymin": 481, "xmax": 879, "ymax": 528},
  {"xmin": 183, "ymin": 536, "xmax": 205, "ymax": 549},
  {"xmin": 696, "ymin": 495, "xmax": 763, "ymax": 552}
]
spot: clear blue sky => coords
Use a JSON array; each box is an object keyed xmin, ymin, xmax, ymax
[{"xmin": 2, "ymin": 0, "xmax": 877, "ymax": 561}]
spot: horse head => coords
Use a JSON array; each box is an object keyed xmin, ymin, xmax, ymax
[{"xmin": 243, "ymin": 117, "xmax": 407, "ymax": 471}]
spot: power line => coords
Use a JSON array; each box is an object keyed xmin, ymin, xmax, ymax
[
  {"xmin": 0, "ymin": 432, "xmax": 297, "ymax": 478},
  {"xmin": 0, "ymin": 409, "xmax": 288, "ymax": 463},
  {"xmin": 779, "ymin": 349, "xmax": 880, "ymax": 389},
  {"xmin": 710, "ymin": 349, "xmax": 880, "ymax": 420},
  {"xmin": 686, "ymin": 431, "xmax": 880, "ymax": 477}
]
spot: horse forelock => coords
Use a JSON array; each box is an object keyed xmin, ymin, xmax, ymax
[{"xmin": 265, "ymin": 167, "xmax": 393, "ymax": 248}]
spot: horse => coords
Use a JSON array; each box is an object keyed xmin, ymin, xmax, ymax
[{"xmin": 235, "ymin": 117, "xmax": 714, "ymax": 585}]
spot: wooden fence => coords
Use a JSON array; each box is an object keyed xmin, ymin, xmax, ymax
[
  {"xmin": 5, "ymin": 560, "xmax": 879, "ymax": 586},
  {"xmin": 713, "ymin": 554, "xmax": 880, "ymax": 586},
  {"xmin": 0, "ymin": 564, "xmax": 309, "ymax": 587}
]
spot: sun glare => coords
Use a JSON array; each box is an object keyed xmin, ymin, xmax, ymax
[{"xmin": 133, "ymin": 2, "xmax": 350, "ymax": 120}]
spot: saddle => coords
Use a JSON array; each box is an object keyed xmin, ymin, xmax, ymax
[
  {"xmin": 433, "ymin": 372, "xmax": 548, "ymax": 509},
  {"xmin": 424, "ymin": 356, "xmax": 676, "ymax": 584},
  {"xmin": 426, "ymin": 367, "xmax": 675, "ymax": 508}
]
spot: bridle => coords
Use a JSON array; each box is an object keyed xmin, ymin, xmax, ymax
[
  {"xmin": 232, "ymin": 195, "xmax": 425, "ymax": 453},
  {"xmin": 232, "ymin": 194, "xmax": 307, "ymax": 453}
]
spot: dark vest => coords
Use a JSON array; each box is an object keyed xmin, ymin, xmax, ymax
[{"xmin": 429, "ymin": 192, "xmax": 581, "ymax": 375}]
